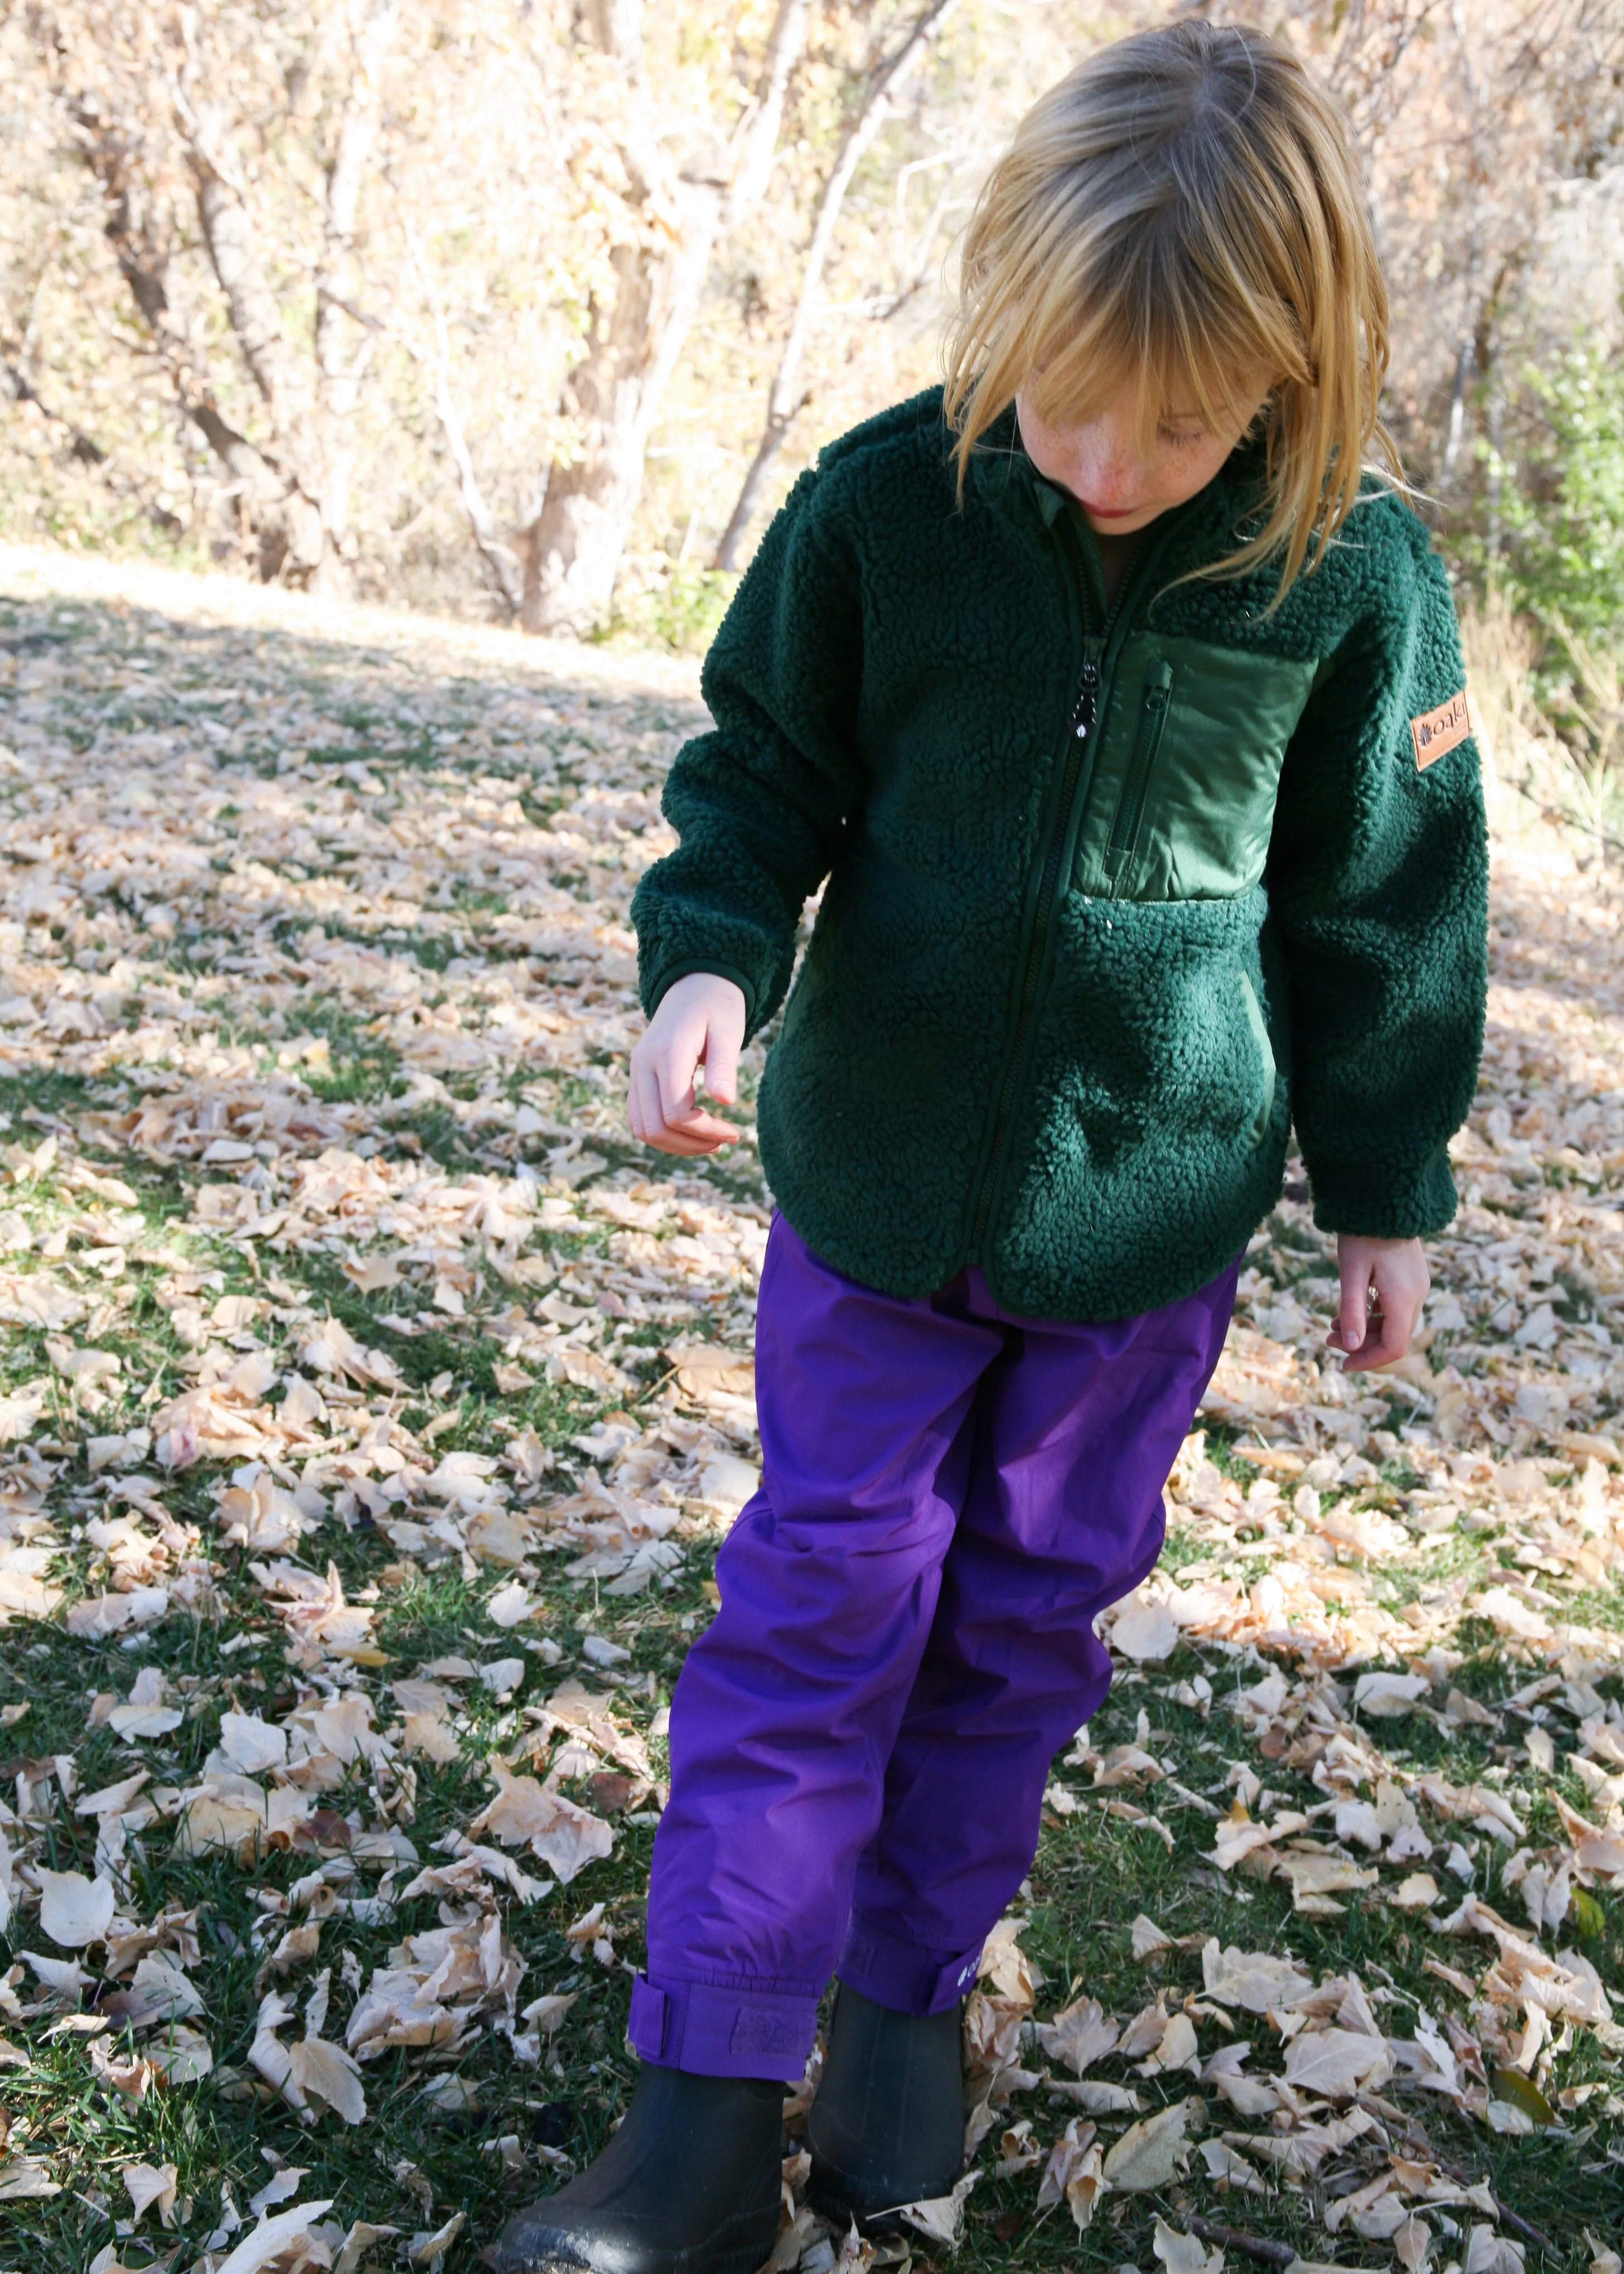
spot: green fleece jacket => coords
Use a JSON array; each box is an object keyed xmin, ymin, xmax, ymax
[{"xmin": 632, "ymin": 389, "xmax": 1488, "ymax": 1321}]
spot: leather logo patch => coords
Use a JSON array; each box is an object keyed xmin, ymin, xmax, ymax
[{"xmin": 1410, "ymin": 688, "xmax": 1474, "ymax": 769}]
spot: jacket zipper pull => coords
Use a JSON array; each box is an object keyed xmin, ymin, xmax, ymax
[{"xmin": 1069, "ymin": 651, "xmax": 1102, "ymax": 740}]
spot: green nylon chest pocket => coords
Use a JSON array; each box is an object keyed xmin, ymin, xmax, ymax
[{"xmin": 1072, "ymin": 634, "xmax": 1318, "ymax": 902}]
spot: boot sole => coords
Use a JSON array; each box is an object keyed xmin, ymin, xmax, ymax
[
  {"xmin": 805, "ymin": 2184, "xmax": 903, "ymax": 2239},
  {"xmin": 501, "ymin": 2250, "xmax": 771, "ymax": 2274},
  {"xmin": 806, "ymin": 2167, "xmax": 960, "ymax": 2239},
  {"xmin": 494, "ymin": 2205, "xmax": 780, "ymax": 2274}
]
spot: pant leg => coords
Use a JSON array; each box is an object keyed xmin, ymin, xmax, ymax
[
  {"xmin": 839, "ymin": 1259, "xmax": 1239, "ymax": 2014},
  {"xmin": 633, "ymin": 1215, "xmax": 1002, "ymax": 2080}
]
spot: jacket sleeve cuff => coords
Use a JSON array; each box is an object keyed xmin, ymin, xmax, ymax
[
  {"xmin": 643, "ymin": 960, "xmax": 759, "ymax": 1032},
  {"xmin": 1304, "ymin": 1150, "xmax": 1459, "ymax": 1241}
]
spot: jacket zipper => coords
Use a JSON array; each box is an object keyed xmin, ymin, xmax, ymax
[
  {"xmin": 968, "ymin": 639, "xmax": 1100, "ymax": 1254},
  {"xmin": 1104, "ymin": 660, "xmax": 1174, "ymax": 893},
  {"xmin": 968, "ymin": 508, "xmax": 1185, "ymax": 1260}
]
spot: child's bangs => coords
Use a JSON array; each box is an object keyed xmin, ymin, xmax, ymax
[{"xmin": 1024, "ymin": 243, "xmax": 1290, "ymax": 460}]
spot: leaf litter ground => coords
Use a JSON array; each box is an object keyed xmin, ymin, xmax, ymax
[{"xmin": 0, "ymin": 542, "xmax": 1620, "ymax": 2274}]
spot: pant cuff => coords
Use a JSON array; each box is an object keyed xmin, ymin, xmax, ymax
[
  {"xmin": 838, "ymin": 1916, "xmax": 983, "ymax": 2014},
  {"xmin": 629, "ymin": 1973, "xmax": 817, "ymax": 2082}
]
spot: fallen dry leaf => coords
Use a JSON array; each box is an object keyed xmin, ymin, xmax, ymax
[
  {"xmin": 36, "ymin": 1869, "xmax": 115, "ymax": 1949},
  {"xmin": 287, "ymin": 2034, "xmax": 368, "ymax": 2125},
  {"xmin": 1201, "ymin": 1939, "xmax": 1312, "ymax": 2012},
  {"xmin": 470, "ymin": 1764, "xmax": 614, "ymax": 1882},
  {"xmin": 1100, "ymin": 2097, "xmax": 1195, "ymax": 2190},
  {"xmin": 122, "ymin": 2160, "xmax": 178, "ymax": 2227},
  {"xmin": 214, "ymin": 2199, "xmax": 337, "ymax": 2274},
  {"xmin": 1153, "ymin": 2215, "xmax": 1224, "ymax": 2274},
  {"xmin": 1282, "ymin": 2026, "xmax": 1394, "ymax": 2098},
  {"xmin": 1033, "ymin": 1994, "xmax": 1119, "ymax": 2077}
]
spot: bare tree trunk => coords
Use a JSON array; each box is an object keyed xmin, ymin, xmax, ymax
[
  {"xmin": 518, "ymin": 210, "xmax": 718, "ymax": 636},
  {"xmin": 312, "ymin": 0, "xmax": 399, "ymax": 577},
  {"xmin": 182, "ymin": 150, "xmax": 328, "ymax": 582},
  {"xmin": 42, "ymin": 2, "xmax": 398, "ymax": 587},
  {"xmin": 52, "ymin": 63, "xmax": 312, "ymax": 580},
  {"xmin": 154, "ymin": 7, "xmax": 392, "ymax": 588},
  {"xmin": 175, "ymin": 43, "xmax": 345, "ymax": 586},
  {"xmin": 1484, "ymin": 384, "xmax": 1505, "ymax": 582},
  {"xmin": 518, "ymin": 0, "xmax": 808, "ymax": 635},
  {"xmin": 406, "ymin": 229, "xmax": 524, "ymax": 616},
  {"xmin": 714, "ymin": 0, "xmax": 959, "ymax": 573},
  {"xmin": 1439, "ymin": 334, "xmax": 1475, "ymax": 487}
]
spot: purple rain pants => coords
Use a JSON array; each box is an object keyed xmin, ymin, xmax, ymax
[{"xmin": 629, "ymin": 1213, "xmax": 1239, "ymax": 2082}]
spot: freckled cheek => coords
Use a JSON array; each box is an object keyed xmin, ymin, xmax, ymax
[{"xmin": 1157, "ymin": 446, "xmax": 1227, "ymax": 510}]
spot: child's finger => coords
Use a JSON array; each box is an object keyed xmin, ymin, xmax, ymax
[
  {"xmin": 1376, "ymin": 1274, "xmax": 1425, "ymax": 1359},
  {"xmin": 661, "ymin": 1087, "xmax": 741, "ymax": 1144},
  {"xmin": 1338, "ymin": 1307, "xmax": 1393, "ymax": 1372},
  {"xmin": 1340, "ymin": 1282, "xmax": 1428, "ymax": 1372},
  {"xmin": 651, "ymin": 1125, "xmax": 726, "ymax": 1156},
  {"xmin": 635, "ymin": 1055, "xmax": 738, "ymax": 1153},
  {"xmin": 653, "ymin": 1045, "xmax": 700, "ymax": 1132},
  {"xmin": 636, "ymin": 1103, "xmax": 728, "ymax": 1156},
  {"xmin": 659, "ymin": 1047, "xmax": 741, "ymax": 1144},
  {"xmin": 637, "ymin": 1067, "xmax": 701, "ymax": 1151},
  {"xmin": 1350, "ymin": 1264, "xmax": 1426, "ymax": 1369},
  {"xmin": 629, "ymin": 1061, "xmax": 664, "ymax": 1145},
  {"xmin": 655, "ymin": 1109, "xmax": 739, "ymax": 1153},
  {"xmin": 627, "ymin": 1056, "xmax": 650, "ymax": 1139},
  {"xmin": 1329, "ymin": 1266, "xmax": 1368, "ymax": 1354},
  {"xmin": 672, "ymin": 1113, "xmax": 741, "ymax": 1151},
  {"xmin": 702, "ymin": 1013, "xmax": 741, "ymax": 1107}
]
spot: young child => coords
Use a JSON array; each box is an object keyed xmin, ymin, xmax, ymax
[{"xmin": 497, "ymin": 22, "xmax": 1486, "ymax": 2274}]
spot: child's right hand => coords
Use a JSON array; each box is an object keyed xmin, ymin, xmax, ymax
[{"xmin": 627, "ymin": 973, "xmax": 748, "ymax": 1155}]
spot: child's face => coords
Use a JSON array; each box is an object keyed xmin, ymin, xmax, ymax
[{"xmin": 1015, "ymin": 371, "xmax": 1271, "ymax": 537}]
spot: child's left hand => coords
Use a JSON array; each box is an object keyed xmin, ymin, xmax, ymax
[{"xmin": 1326, "ymin": 1234, "xmax": 1430, "ymax": 1372}]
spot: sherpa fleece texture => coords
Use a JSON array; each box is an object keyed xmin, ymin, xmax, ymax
[{"xmin": 632, "ymin": 388, "xmax": 1488, "ymax": 1321}]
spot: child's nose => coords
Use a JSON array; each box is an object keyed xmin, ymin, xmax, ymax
[{"xmin": 1075, "ymin": 445, "xmax": 1140, "ymax": 509}]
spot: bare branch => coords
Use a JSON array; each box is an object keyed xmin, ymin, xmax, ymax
[
  {"xmin": 0, "ymin": 355, "xmax": 106, "ymax": 465},
  {"xmin": 727, "ymin": 0, "xmax": 813, "ymax": 228},
  {"xmin": 315, "ymin": 0, "xmax": 399, "ymax": 390},
  {"xmin": 580, "ymin": 0, "xmax": 644, "ymax": 67},
  {"xmin": 51, "ymin": 46, "xmax": 323, "ymax": 585},
  {"xmin": 715, "ymin": 0, "xmax": 960, "ymax": 570},
  {"xmin": 312, "ymin": 0, "xmax": 400, "ymax": 552},
  {"xmin": 403, "ymin": 230, "xmax": 524, "ymax": 619}
]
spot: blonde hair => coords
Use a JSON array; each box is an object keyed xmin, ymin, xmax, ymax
[{"xmin": 944, "ymin": 21, "xmax": 1400, "ymax": 599}]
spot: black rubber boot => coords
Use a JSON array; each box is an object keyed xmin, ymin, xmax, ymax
[
  {"xmin": 492, "ymin": 2064, "xmax": 784, "ymax": 2274},
  {"xmin": 806, "ymin": 1984, "xmax": 964, "ymax": 2231}
]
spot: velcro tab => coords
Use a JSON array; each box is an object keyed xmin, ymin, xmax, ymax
[{"xmin": 627, "ymin": 1974, "xmax": 669, "ymax": 2059}]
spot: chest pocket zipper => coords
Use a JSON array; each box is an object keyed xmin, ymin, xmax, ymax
[{"xmin": 1104, "ymin": 660, "xmax": 1174, "ymax": 895}]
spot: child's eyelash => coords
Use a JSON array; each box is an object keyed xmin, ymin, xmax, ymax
[{"xmin": 1159, "ymin": 426, "xmax": 1204, "ymax": 446}]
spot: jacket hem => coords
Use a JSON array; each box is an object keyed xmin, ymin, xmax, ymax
[{"xmin": 761, "ymin": 1149, "xmax": 1283, "ymax": 1325}]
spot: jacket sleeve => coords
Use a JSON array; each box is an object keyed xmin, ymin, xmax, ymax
[
  {"xmin": 631, "ymin": 467, "xmax": 864, "ymax": 1042},
  {"xmin": 1265, "ymin": 501, "xmax": 1488, "ymax": 1239}
]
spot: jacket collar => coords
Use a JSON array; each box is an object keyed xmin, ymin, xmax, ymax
[
  {"xmin": 964, "ymin": 403, "xmax": 1037, "ymax": 516},
  {"xmin": 967, "ymin": 401, "xmax": 1269, "ymax": 576}
]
